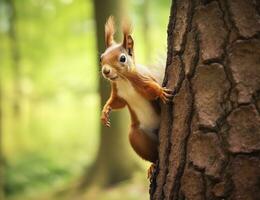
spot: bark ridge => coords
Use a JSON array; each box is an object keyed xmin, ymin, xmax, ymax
[{"xmin": 150, "ymin": 0, "xmax": 260, "ymax": 199}]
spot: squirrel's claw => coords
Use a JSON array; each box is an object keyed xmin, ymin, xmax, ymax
[
  {"xmin": 147, "ymin": 163, "xmax": 156, "ymax": 179},
  {"xmin": 160, "ymin": 87, "xmax": 173, "ymax": 103},
  {"xmin": 105, "ymin": 120, "xmax": 111, "ymax": 127},
  {"xmin": 101, "ymin": 116, "xmax": 111, "ymax": 127},
  {"xmin": 163, "ymin": 87, "xmax": 172, "ymax": 93},
  {"xmin": 101, "ymin": 107, "xmax": 111, "ymax": 127}
]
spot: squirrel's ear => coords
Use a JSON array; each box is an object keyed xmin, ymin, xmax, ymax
[
  {"xmin": 105, "ymin": 16, "xmax": 115, "ymax": 48},
  {"xmin": 122, "ymin": 21, "xmax": 134, "ymax": 56}
]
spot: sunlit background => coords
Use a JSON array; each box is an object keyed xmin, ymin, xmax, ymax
[{"xmin": 0, "ymin": 0, "xmax": 170, "ymax": 199}]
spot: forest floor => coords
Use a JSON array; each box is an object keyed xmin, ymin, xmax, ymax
[{"xmin": 7, "ymin": 171, "xmax": 149, "ymax": 200}]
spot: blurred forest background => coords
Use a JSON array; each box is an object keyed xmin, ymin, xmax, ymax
[{"xmin": 0, "ymin": 0, "xmax": 170, "ymax": 199}]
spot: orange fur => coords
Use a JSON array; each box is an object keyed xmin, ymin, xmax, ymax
[
  {"xmin": 101, "ymin": 69, "xmax": 166, "ymax": 162},
  {"xmin": 122, "ymin": 20, "xmax": 134, "ymax": 59},
  {"xmin": 125, "ymin": 72, "xmax": 164, "ymax": 100},
  {"xmin": 105, "ymin": 16, "xmax": 115, "ymax": 48},
  {"xmin": 129, "ymin": 128, "xmax": 158, "ymax": 163},
  {"xmin": 100, "ymin": 17, "xmax": 172, "ymax": 164},
  {"xmin": 122, "ymin": 18, "xmax": 132, "ymax": 37},
  {"xmin": 101, "ymin": 83, "xmax": 126, "ymax": 127}
]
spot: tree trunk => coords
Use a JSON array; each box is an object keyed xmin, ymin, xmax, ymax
[
  {"xmin": 80, "ymin": 0, "xmax": 137, "ymax": 188},
  {"xmin": 150, "ymin": 0, "xmax": 260, "ymax": 199}
]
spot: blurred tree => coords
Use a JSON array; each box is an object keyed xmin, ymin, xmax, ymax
[
  {"xmin": 150, "ymin": 0, "xmax": 260, "ymax": 199},
  {"xmin": 7, "ymin": 0, "xmax": 21, "ymax": 117},
  {"xmin": 142, "ymin": 0, "xmax": 151, "ymax": 61},
  {"xmin": 0, "ymin": 0, "xmax": 6, "ymax": 198},
  {"xmin": 0, "ymin": 85, "xmax": 4, "ymax": 200},
  {"xmin": 80, "ymin": 0, "xmax": 138, "ymax": 188}
]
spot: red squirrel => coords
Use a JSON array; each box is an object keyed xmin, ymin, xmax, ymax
[{"xmin": 100, "ymin": 16, "xmax": 172, "ymax": 167}]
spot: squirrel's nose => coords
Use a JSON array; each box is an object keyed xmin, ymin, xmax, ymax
[{"xmin": 103, "ymin": 68, "xmax": 110, "ymax": 75}]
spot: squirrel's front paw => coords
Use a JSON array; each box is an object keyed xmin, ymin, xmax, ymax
[
  {"xmin": 160, "ymin": 87, "xmax": 173, "ymax": 103},
  {"xmin": 101, "ymin": 107, "xmax": 111, "ymax": 127}
]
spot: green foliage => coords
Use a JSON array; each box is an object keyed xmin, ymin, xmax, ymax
[
  {"xmin": 5, "ymin": 153, "xmax": 71, "ymax": 195},
  {"xmin": 0, "ymin": 0, "xmax": 170, "ymax": 199}
]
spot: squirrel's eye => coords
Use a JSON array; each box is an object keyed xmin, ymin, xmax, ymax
[{"xmin": 119, "ymin": 54, "xmax": 127, "ymax": 63}]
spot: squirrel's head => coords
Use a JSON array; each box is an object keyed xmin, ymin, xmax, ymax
[{"xmin": 100, "ymin": 16, "xmax": 135, "ymax": 82}]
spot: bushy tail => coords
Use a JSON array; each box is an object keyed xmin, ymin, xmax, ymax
[{"xmin": 148, "ymin": 49, "xmax": 167, "ymax": 86}]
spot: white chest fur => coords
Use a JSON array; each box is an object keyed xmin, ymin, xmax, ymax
[{"xmin": 116, "ymin": 79, "xmax": 160, "ymax": 138}]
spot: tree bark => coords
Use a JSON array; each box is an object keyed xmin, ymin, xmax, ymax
[
  {"xmin": 150, "ymin": 0, "xmax": 260, "ymax": 199},
  {"xmin": 80, "ymin": 0, "xmax": 137, "ymax": 188}
]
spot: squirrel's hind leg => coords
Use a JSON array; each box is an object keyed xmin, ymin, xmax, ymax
[{"xmin": 128, "ymin": 128, "xmax": 158, "ymax": 163}]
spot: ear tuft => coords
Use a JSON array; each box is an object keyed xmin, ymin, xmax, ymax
[
  {"xmin": 122, "ymin": 19, "xmax": 134, "ymax": 56},
  {"xmin": 122, "ymin": 19, "xmax": 132, "ymax": 38},
  {"xmin": 105, "ymin": 16, "xmax": 115, "ymax": 48}
]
